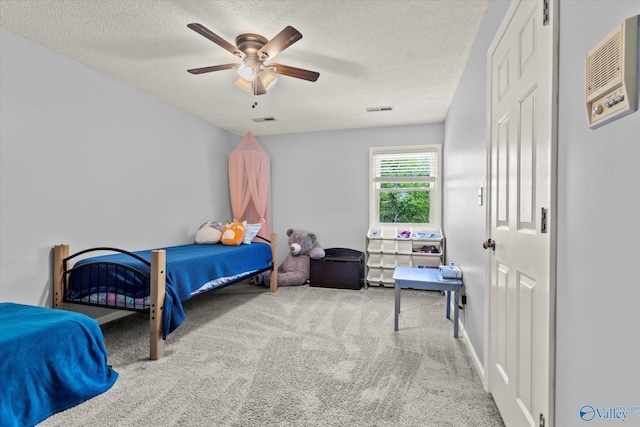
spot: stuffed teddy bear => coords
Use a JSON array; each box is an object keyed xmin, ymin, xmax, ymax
[{"xmin": 252, "ymin": 228, "xmax": 325, "ymax": 287}]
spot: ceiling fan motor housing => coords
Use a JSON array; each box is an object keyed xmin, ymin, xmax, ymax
[{"xmin": 236, "ymin": 34, "xmax": 268, "ymax": 78}]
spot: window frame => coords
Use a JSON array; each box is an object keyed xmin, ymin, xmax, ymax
[{"xmin": 369, "ymin": 145, "xmax": 441, "ymax": 228}]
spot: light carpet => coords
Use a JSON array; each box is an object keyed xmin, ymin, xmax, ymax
[{"xmin": 40, "ymin": 283, "xmax": 504, "ymax": 427}]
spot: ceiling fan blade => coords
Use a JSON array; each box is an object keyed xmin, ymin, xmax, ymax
[
  {"xmin": 253, "ymin": 75, "xmax": 267, "ymax": 96},
  {"xmin": 257, "ymin": 26, "xmax": 302, "ymax": 60},
  {"xmin": 187, "ymin": 63, "xmax": 240, "ymax": 74},
  {"xmin": 187, "ymin": 23, "xmax": 245, "ymax": 59},
  {"xmin": 267, "ymin": 63, "xmax": 320, "ymax": 82}
]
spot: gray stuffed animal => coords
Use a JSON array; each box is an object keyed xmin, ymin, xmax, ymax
[{"xmin": 252, "ymin": 228, "xmax": 325, "ymax": 287}]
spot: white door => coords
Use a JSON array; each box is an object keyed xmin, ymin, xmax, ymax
[{"xmin": 486, "ymin": 0, "xmax": 556, "ymax": 426}]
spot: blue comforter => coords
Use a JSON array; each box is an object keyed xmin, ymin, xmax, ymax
[
  {"xmin": 0, "ymin": 303, "xmax": 118, "ymax": 427},
  {"xmin": 68, "ymin": 243, "xmax": 273, "ymax": 337}
]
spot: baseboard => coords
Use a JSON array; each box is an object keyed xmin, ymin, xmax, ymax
[
  {"xmin": 460, "ymin": 321, "xmax": 487, "ymax": 391},
  {"xmin": 450, "ymin": 295, "xmax": 487, "ymax": 391},
  {"xmin": 96, "ymin": 310, "xmax": 134, "ymax": 325}
]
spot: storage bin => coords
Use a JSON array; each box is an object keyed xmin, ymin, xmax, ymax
[
  {"xmin": 310, "ymin": 248, "xmax": 364, "ymax": 290},
  {"xmin": 366, "ymin": 253, "xmax": 382, "ymax": 268},
  {"xmin": 397, "ymin": 240, "xmax": 413, "ymax": 254},
  {"xmin": 381, "ymin": 240, "xmax": 397, "ymax": 253},
  {"xmin": 412, "ymin": 254, "xmax": 441, "ymax": 268},
  {"xmin": 381, "ymin": 268, "xmax": 396, "ymax": 286},
  {"xmin": 396, "ymin": 254, "xmax": 412, "ymax": 267},
  {"xmin": 367, "ymin": 240, "xmax": 382, "ymax": 253},
  {"xmin": 381, "ymin": 253, "xmax": 396, "ymax": 268},
  {"xmin": 366, "ymin": 267, "xmax": 382, "ymax": 284}
]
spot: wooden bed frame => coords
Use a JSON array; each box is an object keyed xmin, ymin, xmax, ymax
[{"xmin": 52, "ymin": 233, "xmax": 278, "ymax": 360}]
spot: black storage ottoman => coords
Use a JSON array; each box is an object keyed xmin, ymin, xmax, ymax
[{"xmin": 310, "ymin": 248, "xmax": 364, "ymax": 290}]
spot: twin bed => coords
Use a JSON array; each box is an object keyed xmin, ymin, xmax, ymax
[
  {"xmin": 53, "ymin": 234, "xmax": 278, "ymax": 360},
  {"xmin": 1, "ymin": 236, "xmax": 277, "ymax": 425}
]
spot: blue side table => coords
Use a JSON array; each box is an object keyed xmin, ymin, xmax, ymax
[{"xmin": 392, "ymin": 267, "xmax": 464, "ymax": 338}]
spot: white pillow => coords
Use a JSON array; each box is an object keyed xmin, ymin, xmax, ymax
[{"xmin": 242, "ymin": 223, "xmax": 262, "ymax": 244}]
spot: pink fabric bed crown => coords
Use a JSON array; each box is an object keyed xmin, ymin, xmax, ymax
[{"xmin": 228, "ymin": 132, "xmax": 272, "ymax": 241}]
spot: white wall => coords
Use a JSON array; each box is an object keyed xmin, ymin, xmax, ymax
[
  {"xmin": 446, "ymin": 0, "xmax": 640, "ymax": 425},
  {"xmin": 443, "ymin": 0, "xmax": 510, "ymax": 372},
  {"xmin": 259, "ymin": 124, "xmax": 443, "ymax": 262},
  {"xmin": 556, "ymin": 3, "xmax": 640, "ymax": 426},
  {"xmin": 0, "ymin": 29, "xmax": 237, "ymax": 313}
]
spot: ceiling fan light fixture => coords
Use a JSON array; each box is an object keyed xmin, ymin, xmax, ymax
[
  {"xmin": 258, "ymin": 70, "xmax": 277, "ymax": 90},
  {"xmin": 235, "ymin": 77, "xmax": 252, "ymax": 91},
  {"xmin": 239, "ymin": 64, "xmax": 255, "ymax": 81}
]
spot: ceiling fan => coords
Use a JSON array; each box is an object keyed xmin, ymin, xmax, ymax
[{"xmin": 187, "ymin": 23, "xmax": 320, "ymax": 96}]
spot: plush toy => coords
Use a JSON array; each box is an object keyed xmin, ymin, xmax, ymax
[
  {"xmin": 252, "ymin": 228, "xmax": 325, "ymax": 287},
  {"xmin": 220, "ymin": 220, "xmax": 246, "ymax": 246},
  {"xmin": 195, "ymin": 221, "xmax": 224, "ymax": 244}
]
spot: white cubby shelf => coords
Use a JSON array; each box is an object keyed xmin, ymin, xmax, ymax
[{"xmin": 365, "ymin": 225, "xmax": 445, "ymax": 287}]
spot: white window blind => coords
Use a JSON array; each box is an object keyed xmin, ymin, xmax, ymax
[{"xmin": 373, "ymin": 149, "xmax": 437, "ymax": 183}]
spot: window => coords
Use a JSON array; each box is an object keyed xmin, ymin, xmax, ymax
[{"xmin": 369, "ymin": 145, "xmax": 441, "ymax": 227}]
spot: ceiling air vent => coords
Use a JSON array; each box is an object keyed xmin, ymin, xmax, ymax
[
  {"xmin": 366, "ymin": 106, "xmax": 395, "ymax": 113},
  {"xmin": 252, "ymin": 117, "xmax": 277, "ymax": 122},
  {"xmin": 586, "ymin": 15, "xmax": 638, "ymax": 129}
]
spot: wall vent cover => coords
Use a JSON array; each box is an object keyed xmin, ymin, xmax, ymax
[{"xmin": 585, "ymin": 15, "xmax": 638, "ymax": 129}]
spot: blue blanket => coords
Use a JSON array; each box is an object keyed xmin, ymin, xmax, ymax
[
  {"xmin": 68, "ymin": 243, "xmax": 273, "ymax": 337},
  {"xmin": 0, "ymin": 303, "xmax": 118, "ymax": 427}
]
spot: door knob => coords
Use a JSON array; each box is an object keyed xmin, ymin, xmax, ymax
[{"xmin": 483, "ymin": 239, "xmax": 495, "ymax": 251}]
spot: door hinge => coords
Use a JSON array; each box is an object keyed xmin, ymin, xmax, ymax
[
  {"xmin": 540, "ymin": 413, "xmax": 546, "ymax": 427},
  {"xmin": 542, "ymin": 0, "xmax": 550, "ymax": 26},
  {"xmin": 541, "ymin": 207, "xmax": 548, "ymax": 233}
]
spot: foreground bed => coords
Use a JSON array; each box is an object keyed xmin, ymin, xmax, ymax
[
  {"xmin": 53, "ymin": 234, "xmax": 277, "ymax": 360},
  {"xmin": 0, "ymin": 303, "xmax": 118, "ymax": 426}
]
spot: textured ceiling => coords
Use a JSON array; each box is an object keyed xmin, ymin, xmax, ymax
[{"xmin": 0, "ymin": 0, "xmax": 489, "ymax": 136}]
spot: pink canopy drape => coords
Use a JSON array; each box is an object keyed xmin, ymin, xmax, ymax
[{"xmin": 228, "ymin": 132, "xmax": 272, "ymax": 241}]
